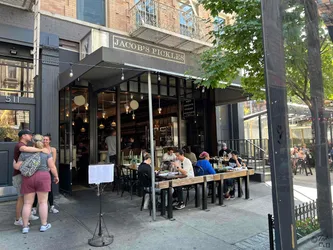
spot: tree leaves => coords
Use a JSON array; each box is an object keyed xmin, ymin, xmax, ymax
[{"xmin": 198, "ymin": 0, "xmax": 333, "ymax": 105}]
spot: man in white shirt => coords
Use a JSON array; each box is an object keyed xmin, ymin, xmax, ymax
[
  {"xmin": 172, "ymin": 149, "xmax": 195, "ymax": 210},
  {"xmin": 105, "ymin": 130, "xmax": 117, "ymax": 164},
  {"xmin": 162, "ymin": 147, "xmax": 177, "ymax": 162}
]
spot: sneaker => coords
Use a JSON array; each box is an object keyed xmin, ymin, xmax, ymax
[
  {"xmin": 29, "ymin": 214, "xmax": 39, "ymax": 221},
  {"xmin": 14, "ymin": 218, "xmax": 30, "ymax": 226},
  {"xmin": 31, "ymin": 207, "xmax": 37, "ymax": 215},
  {"xmin": 174, "ymin": 202, "xmax": 186, "ymax": 210},
  {"xmin": 172, "ymin": 200, "xmax": 179, "ymax": 206},
  {"xmin": 49, "ymin": 206, "xmax": 59, "ymax": 214},
  {"xmin": 14, "ymin": 218, "xmax": 23, "ymax": 226},
  {"xmin": 40, "ymin": 223, "xmax": 52, "ymax": 232},
  {"xmin": 22, "ymin": 227, "xmax": 29, "ymax": 234}
]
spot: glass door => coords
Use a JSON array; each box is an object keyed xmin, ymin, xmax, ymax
[{"xmin": 59, "ymin": 86, "xmax": 73, "ymax": 195}]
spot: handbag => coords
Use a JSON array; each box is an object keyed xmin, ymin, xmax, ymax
[{"xmin": 20, "ymin": 152, "xmax": 41, "ymax": 177}]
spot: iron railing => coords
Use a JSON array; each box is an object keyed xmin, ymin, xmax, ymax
[
  {"xmin": 268, "ymin": 200, "xmax": 322, "ymax": 249},
  {"xmin": 218, "ymin": 139, "xmax": 269, "ymax": 177},
  {"xmin": 129, "ymin": 0, "xmax": 210, "ymax": 41}
]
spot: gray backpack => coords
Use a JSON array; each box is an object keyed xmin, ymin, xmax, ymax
[{"xmin": 20, "ymin": 153, "xmax": 41, "ymax": 177}]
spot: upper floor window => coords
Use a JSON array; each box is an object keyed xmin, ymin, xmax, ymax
[
  {"xmin": 214, "ymin": 16, "xmax": 225, "ymax": 35},
  {"xmin": 0, "ymin": 58, "xmax": 34, "ymax": 98},
  {"xmin": 135, "ymin": 0, "xmax": 157, "ymax": 26},
  {"xmin": 179, "ymin": 2, "xmax": 195, "ymax": 36},
  {"xmin": 77, "ymin": 0, "xmax": 106, "ymax": 26}
]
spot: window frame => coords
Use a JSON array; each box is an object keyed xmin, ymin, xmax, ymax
[{"xmin": 77, "ymin": 0, "xmax": 106, "ymax": 26}]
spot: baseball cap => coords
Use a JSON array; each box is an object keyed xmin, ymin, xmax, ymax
[
  {"xmin": 199, "ymin": 151, "xmax": 209, "ymax": 158},
  {"xmin": 18, "ymin": 129, "xmax": 33, "ymax": 137}
]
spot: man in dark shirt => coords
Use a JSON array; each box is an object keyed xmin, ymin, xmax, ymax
[
  {"xmin": 13, "ymin": 130, "xmax": 48, "ymax": 226},
  {"xmin": 219, "ymin": 143, "xmax": 231, "ymax": 157},
  {"xmin": 225, "ymin": 151, "xmax": 244, "ymax": 199}
]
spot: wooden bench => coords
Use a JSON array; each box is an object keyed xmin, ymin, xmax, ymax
[{"xmin": 156, "ymin": 169, "xmax": 255, "ymax": 219}]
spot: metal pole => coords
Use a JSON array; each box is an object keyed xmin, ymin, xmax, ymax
[
  {"xmin": 305, "ymin": 0, "xmax": 333, "ymax": 237},
  {"xmin": 148, "ymin": 71, "xmax": 156, "ymax": 220},
  {"xmin": 116, "ymin": 86, "xmax": 121, "ymax": 165},
  {"xmin": 261, "ymin": 0, "xmax": 297, "ymax": 249}
]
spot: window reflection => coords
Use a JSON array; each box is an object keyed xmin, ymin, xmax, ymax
[
  {"xmin": 0, "ymin": 109, "xmax": 30, "ymax": 142},
  {"xmin": 0, "ymin": 58, "xmax": 34, "ymax": 98}
]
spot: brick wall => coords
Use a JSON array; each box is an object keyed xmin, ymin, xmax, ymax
[
  {"xmin": 41, "ymin": 0, "xmax": 76, "ymax": 19},
  {"xmin": 40, "ymin": 0, "xmax": 231, "ymax": 38}
]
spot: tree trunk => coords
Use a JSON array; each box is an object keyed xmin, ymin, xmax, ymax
[{"xmin": 305, "ymin": 0, "xmax": 333, "ymax": 237}]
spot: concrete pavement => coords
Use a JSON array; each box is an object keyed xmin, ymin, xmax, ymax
[{"xmin": 0, "ymin": 182, "xmax": 274, "ymax": 250}]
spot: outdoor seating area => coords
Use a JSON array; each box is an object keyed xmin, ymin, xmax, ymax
[{"xmin": 109, "ymin": 157, "xmax": 254, "ymax": 219}]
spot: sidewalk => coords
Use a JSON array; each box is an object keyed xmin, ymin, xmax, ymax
[{"xmin": 0, "ymin": 182, "xmax": 275, "ymax": 250}]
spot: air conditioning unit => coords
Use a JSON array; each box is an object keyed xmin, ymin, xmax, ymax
[{"xmin": 80, "ymin": 29, "xmax": 110, "ymax": 60}]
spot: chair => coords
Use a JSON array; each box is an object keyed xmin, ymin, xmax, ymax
[{"xmin": 139, "ymin": 172, "xmax": 153, "ymax": 215}]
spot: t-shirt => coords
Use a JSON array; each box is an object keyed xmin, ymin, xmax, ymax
[
  {"xmin": 196, "ymin": 159, "xmax": 216, "ymax": 175},
  {"xmin": 138, "ymin": 162, "xmax": 152, "ymax": 187},
  {"xmin": 219, "ymin": 148, "xmax": 231, "ymax": 157},
  {"xmin": 13, "ymin": 141, "xmax": 26, "ymax": 176},
  {"xmin": 180, "ymin": 157, "xmax": 195, "ymax": 178},
  {"xmin": 105, "ymin": 136, "xmax": 116, "ymax": 156},
  {"xmin": 18, "ymin": 152, "xmax": 52, "ymax": 172},
  {"xmin": 162, "ymin": 153, "xmax": 176, "ymax": 162},
  {"xmin": 229, "ymin": 157, "xmax": 243, "ymax": 168},
  {"xmin": 185, "ymin": 152, "xmax": 197, "ymax": 164}
]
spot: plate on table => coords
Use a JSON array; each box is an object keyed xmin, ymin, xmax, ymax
[{"xmin": 158, "ymin": 173, "xmax": 169, "ymax": 177}]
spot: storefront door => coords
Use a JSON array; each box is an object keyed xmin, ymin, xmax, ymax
[
  {"xmin": 0, "ymin": 103, "xmax": 35, "ymax": 200},
  {"xmin": 59, "ymin": 86, "xmax": 73, "ymax": 195}
]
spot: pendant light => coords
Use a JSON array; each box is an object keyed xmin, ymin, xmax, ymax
[
  {"xmin": 125, "ymin": 94, "xmax": 130, "ymax": 114},
  {"xmin": 102, "ymin": 92, "xmax": 106, "ymax": 118},
  {"xmin": 111, "ymin": 121, "xmax": 116, "ymax": 127},
  {"xmin": 158, "ymin": 96, "xmax": 162, "ymax": 114}
]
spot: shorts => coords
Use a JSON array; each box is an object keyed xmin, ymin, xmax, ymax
[
  {"xmin": 12, "ymin": 174, "xmax": 23, "ymax": 197},
  {"xmin": 21, "ymin": 171, "xmax": 51, "ymax": 195}
]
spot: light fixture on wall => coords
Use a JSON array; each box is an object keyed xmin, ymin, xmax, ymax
[
  {"xmin": 202, "ymin": 86, "xmax": 205, "ymax": 93},
  {"xmin": 84, "ymin": 117, "xmax": 88, "ymax": 123},
  {"xmin": 72, "ymin": 121, "xmax": 75, "ymax": 126},
  {"xmin": 69, "ymin": 63, "xmax": 73, "ymax": 78},
  {"xmin": 130, "ymin": 93, "xmax": 134, "ymax": 99},
  {"xmin": 132, "ymin": 111, "xmax": 135, "ymax": 120},
  {"xmin": 141, "ymin": 95, "xmax": 144, "ymax": 100},
  {"xmin": 158, "ymin": 96, "xmax": 162, "ymax": 114},
  {"xmin": 102, "ymin": 111, "xmax": 106, "ymax": 119},
  {"xmin": 66, "ymin": 112, "xmax": 69, "ymax": 117},
  {"xmin": 85, "ymin": 103, "xmax": 89, "ymax": 110},
  {"xmin": 158, "ymin": 73, "xmax": 161, "ymax": 81},
  {"xmin": 121, "ymin": 68, "xmax": 125, "ymax": 81}
]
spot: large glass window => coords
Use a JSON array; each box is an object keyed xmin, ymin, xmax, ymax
[
  {"xmin": 0, "ymin": 109, "xmax": 30, "ymax": 142},
  {"xmin": 0, "ymin": 59, "xmax": 34, "ymax": 98},
  {"xmin": 77, "ymin": 0, "xmax": 106, "ymax": 26}
]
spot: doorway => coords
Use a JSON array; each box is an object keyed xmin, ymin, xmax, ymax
[{"xmin": 59, "ymin": 85, "xmax": 91, "ymax": 194}]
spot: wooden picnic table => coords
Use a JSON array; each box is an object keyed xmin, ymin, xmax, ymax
[{"xmin": 155, "ymin": 169, "xmax": 255, "ymax": 219}]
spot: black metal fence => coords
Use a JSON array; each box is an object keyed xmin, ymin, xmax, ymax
[{"xmin": 268, "ymin": 200, "xmax": 319, "ymax": 250}]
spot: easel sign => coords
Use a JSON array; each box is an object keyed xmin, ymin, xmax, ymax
[{"xmin": 88, "ymin": 164, "xmax": 114, "ymax": 184}]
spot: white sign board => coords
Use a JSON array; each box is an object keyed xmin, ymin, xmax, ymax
[{"xmin": 89, "ymin": 164, "xmax": 114, "ymax": 184}]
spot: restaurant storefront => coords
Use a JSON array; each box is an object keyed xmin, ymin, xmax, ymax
[
  {"xmin": 0, "ymin": 4, "xmax": 247, "ymax": 200},
  {"xmin": 57, "ymin": 33, "xmax": 221, "ymax": 193}
]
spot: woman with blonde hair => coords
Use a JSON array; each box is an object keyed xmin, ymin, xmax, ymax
[{"xmin": 14, "ymin": 134, "xmax": 59, "ymax": 234}]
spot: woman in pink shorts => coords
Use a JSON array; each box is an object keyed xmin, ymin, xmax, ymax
[{"xmin": 14, "ymin": 134, "xmax": 59, "ymax": 234}]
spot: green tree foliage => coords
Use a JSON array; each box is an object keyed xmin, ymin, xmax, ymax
[{"xmin": 199, "ymin": 0, "xmax": 333, "ymax": 106}]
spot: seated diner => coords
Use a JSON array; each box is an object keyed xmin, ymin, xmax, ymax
[{"xmin": 172, "ymin": 149, "xmax": 194, "ymax": 210}]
